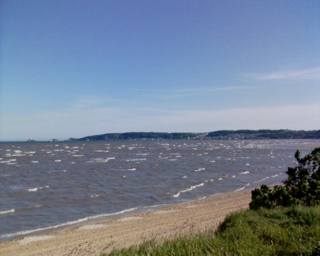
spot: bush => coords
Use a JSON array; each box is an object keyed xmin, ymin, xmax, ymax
[{"xmin": 250, "ymin": 147, "xmax": 320, "ymax": 209}]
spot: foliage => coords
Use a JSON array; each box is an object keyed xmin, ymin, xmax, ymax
[
  {"xmin": 207, "ymin": 129, "xmax": 320, "ymax": 139},
  {"xmin": 250, "ymin": 147, "xmax": 320, "ymax": 210},
  {"xmin": 104, "ymin": 206, "xmax": 320, "ymax": 256},
  {"xmin": 72, "ymin": 129, "xmax": 320, "ymax": 141},
  {"xmin": 76, "ymin": 132, "xmax": 201, "ymax": 141}
]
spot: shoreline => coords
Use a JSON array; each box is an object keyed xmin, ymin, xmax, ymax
[{"xmin": 0, "ymin": 189, "xmax": 252, "ymax": 256}]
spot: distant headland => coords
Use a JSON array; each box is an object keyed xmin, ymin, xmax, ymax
[{"xmin": 69, "ymin": 129, "xmax": 320, "ymax": 141}]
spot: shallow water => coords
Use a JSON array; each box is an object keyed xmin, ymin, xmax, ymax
[{"xmin": 0, "ymin": 139, "xmax": 318, "ymax": 240}]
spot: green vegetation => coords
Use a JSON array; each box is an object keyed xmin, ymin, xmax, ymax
[
  {"xmin": 104, "ymin": 206, "xmax": 320, "ymax": 256},
  {"xmin": 74, "ymin": 132, "xmax": 202, "ymax": 141},
  {"xmin": 207, "ymin": 129, "xmax": 320, "ymax": 139},
  {"xmin": 102, "ymin": 148, "xmax": 320, "ymax": 256},
  {"xmin": 250, "ymin": 147, "xmax": 320, "ymax": 209},
  {"xmin": 72, "ymin": 129, "xmax": 320, "ymax": 141}
]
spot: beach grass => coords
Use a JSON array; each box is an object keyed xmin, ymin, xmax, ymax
[{"xmin": 104, "ymin": 205, "xmax": 320, "ymax": 256}]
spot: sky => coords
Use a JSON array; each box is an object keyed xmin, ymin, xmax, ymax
[{"xmin": 1, "ymin": 0, "xmax": 320, "ymax": 141}]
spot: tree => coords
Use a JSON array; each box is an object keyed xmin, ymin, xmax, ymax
[{"xmin": 250, "ymin": 147, "xmax": 320, "ymax": 210}]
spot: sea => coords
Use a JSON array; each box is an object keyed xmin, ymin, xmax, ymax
[{"xmin": 0, "ymin": 139, "xmax": 318, "ymax": 241}]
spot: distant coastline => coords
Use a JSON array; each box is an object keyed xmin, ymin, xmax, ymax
[
  {"xmin": 2, "ymin": 129, "xmax": 319, "ymax": 143},
  {"xmin": 70, "ymin": 129, "xmax": 320, "ymax": 142}
]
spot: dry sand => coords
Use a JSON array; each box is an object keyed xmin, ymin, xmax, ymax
[{"xmin": 0, "ymin": 189, "xmax": 252, "ymax": 256}]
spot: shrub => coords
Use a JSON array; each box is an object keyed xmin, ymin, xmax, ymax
[{"xmin": 250, "ymin": 147, "xmax": 320, "ymax": 209}]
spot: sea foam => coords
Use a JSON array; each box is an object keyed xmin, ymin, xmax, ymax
[
  {"xmin": 173, "ymin": 182, "xmax": 205, "ymax": 198},
  {"xmin": 0, "ymin": 209, "xmax": 15, "ymax": 215}
]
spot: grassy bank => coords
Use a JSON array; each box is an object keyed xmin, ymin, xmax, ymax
[{"xmin": 104, "ymin": 205, "xmax": 320, "ymax": 256}]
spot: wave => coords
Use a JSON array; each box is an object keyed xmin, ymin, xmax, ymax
[
  {"xmin": 194, "ymin": 168, "xmax": 206, "ymax": 172},
  {"xmin": 0, "ymin": 159, "xmax": 17, "ymax": 164},
  {"xmin": 0, "ymin": 207, "xmax": 138, "ymax": 240},
  {"xmin": 136, "ymin": 153, "xmax": 149, "ymax": 156},
  {"xmin": 0, "ymin": 209, "xmax": 15, "ymax": 215},
  {"xmin": 126, "ymin": 158, "xmax": 147, "ymax": 162},
  {"xmin": 233, "ymin": 183, "xmax": 250, "ymax": 192},
  {"xmin": 173, "ymin": 182, "xmax": 206, "ymax": 198},
  {"xmin": 87, "ymin": 157, "xmax": 115, "ymax": 163},
  {"xmin": 27, "ymin": 186, "xmax": 49, "ymax": 192},
  {"xmin": 116, "ymin": 168, "xmax": 136, "ymax": 172},
  {"xmin": 253, "ymin": 177, "xmax": 269, "ymax": 183},
  {"xmin": 240, "ymin": 171, "xmax": 250, "ymax": 175}
]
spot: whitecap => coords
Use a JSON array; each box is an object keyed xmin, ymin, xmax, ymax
[
  {"xmin": 0, "ymin": 209, "xmax": 15, "ymax": 215},
  {"xmin": 27, "ymin": 186, "xmax": 49, "ymax": 192},
  {"xmin": 27, "ymin": 188, "xmax": 38, "ymax": 192},
  {"xmin": 126, "ymin": 158, "xmax": 146, "ymax": 162},
  {"xmin": 173, "ymin": 182, "xmax": 205, "ymax": 198},
  {"xmin": 12, "ymin": 154, "xmax": 26, "ymax": 157},
  {"xmin": 233, "ymin": 183, "xmax": 250, "ymax": 192},
  {"xmin": 240, "ymin": 171, "xmax": 250, "ymax": 175},
  {"xmin": 94, "ymin": 150, "xmax": 109, "ymax": 153},
  {"xmin": 194, "ymin": 168, "xmax": 205, "ymax": 172},
  {"xmin": 253, "ymin": 177, "xmax": 269, "ymax": 183},
  {"xmin": 78, "ymin": 207, "xmax": 139, "ymax": 223},
  {"xmin": 1, "ymin": 159, "xmax": 16, "ymax": 164},
  {"xmin": 54, "ymin": 160, "xmax": 62, "ymax": 162},
  {"xmin": 88, "ymin": 157, "xmax": 115, "ymax": 163}
]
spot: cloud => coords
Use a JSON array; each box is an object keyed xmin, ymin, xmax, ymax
[
  {"xmin": 136, "ymin": 86, "xmax": 255, "ymax": 99},
  {"xmin": 250, "ymin": 66, "xmax": 320, "ymax": 81}
]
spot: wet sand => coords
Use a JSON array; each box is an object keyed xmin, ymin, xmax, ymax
[{"xmin": 0, "ymin": 189, "xmax": 252, "ymax": 256}]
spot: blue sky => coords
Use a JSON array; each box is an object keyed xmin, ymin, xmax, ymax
[{"xmin": 1, "ymin": 0, "xmax": 319, "ymax": 141}]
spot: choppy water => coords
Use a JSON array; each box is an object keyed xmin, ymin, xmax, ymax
[{"xmin": 0, "ymin": 139, "xmax": 318, "ymax": 240}]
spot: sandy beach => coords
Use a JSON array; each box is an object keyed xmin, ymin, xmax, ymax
[{"xmin": 0, "ymin": 189, "xmax": 252, "ymax": 256}]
